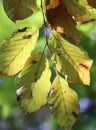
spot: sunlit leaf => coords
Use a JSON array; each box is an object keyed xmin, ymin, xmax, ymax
[
  {"xmin": 3, "ymin": 0, "xmax": 37, "ymax": 21},
  {"xmin": 0, "ymin": 27, "xmax": 39, "ymax": 75},
  {"xmin": 49, "ymin": 31, "xmax": 93, "ymax": 85},
  {"xmin": 15, "ymin": 53, "xmax": 51, "ymax": 113},
  {"xmin": 48, "ymin": 76, "xmax": 80, "ymax": 130}
]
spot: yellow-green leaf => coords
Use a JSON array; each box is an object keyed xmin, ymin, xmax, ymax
[
  {"xmin": 0, "ymin": 27, "xmax": 39, "ymax": 75},
  {"xmin": 49, "ymin": 31, "xmax": 93, "ymax": 85},
  {"xmin": 48, "ymin": 76, "xmax": 80, "ymax": 130},
  {"xmin": 15, "ymin": 53, "xmax": 51, "ymax": 113},
  {"xmin": 16, "ymin": 53, "xmax": 46, "ymax": 88},
  {"xmin": 3, "ymin": 0, "xmax": 37, "ymax": 21}
]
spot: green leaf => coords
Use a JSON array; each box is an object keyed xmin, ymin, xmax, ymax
[
  {"xmin": 48, "ymin": 76, "xmax": 80, "ymax": 130},
  {"xmin": 15, "ymin": 53, "xmax": 51, "ymax": 114},
  {"xmin": 0, "ymin": 27, "xmax": 39, "ymax": 75},
  {"xmin": 49, "ymin": 31, "xmax": 93, "ymax": 85},
  {"xmin": 3, "ymin": 0, "xmax": 37, "ymax": 21}
]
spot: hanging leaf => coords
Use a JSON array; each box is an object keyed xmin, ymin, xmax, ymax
[
  {"xmin": 48, "ymin": 76, "xmax": 80, "ymax": 130},
  {"xmin": 62, "ymin": 0, "xmax": 85, "ymax": 17},
  {"xmin": 49, "ymin": 31, "xmax": 93, "ymax": 85},
  {"xmin": 0, "ymin": 27, "xmax": 39, "ymax": 75},
  {"xmin": 15, "ymin": 53, "xmax": 51, "ymax": 114},
  {"xmin": 45, "ymin": 0, "xmax": 94, "ymax": 43},
  {"xmin": 45, "ymin": 0, "xmax": 81, "ymax": 43},
  {"xmin": 3, "ymin": 0, "xmax": 37, "ymax": 21},
  {"xmin": 62, "ymin": 0, "xmax": 94, "ymax": 22},
  {"xmin": 45, "ymin": 0, "xmax": 59, "ymax": 9},
  {"xmin": 16, "ymin": 53, "xmax": 46, "ymax": 88}
]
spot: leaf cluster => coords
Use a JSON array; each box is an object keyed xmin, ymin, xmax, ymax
[{"xmin": 0, "ymin": 0, "xmax": 96, "ymax": 130}]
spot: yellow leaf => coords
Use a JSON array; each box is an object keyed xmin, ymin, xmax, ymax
[
  {"xmin": 48, "ymin": 76, "xmax": 80, "ymax": 130},
  {"xmin": 49, "ymin": 31, "xmax": 93, "ymax": 85},
  {"xmin": 0, "ymin": 27, "xmax": 39, "ymax": 75},
  {"xmin": 15, "ymin": 53, "xmax": 51, "ymax": 113},
  {"xmin": 16, "ymin": 53, "xmax": 46, "ymax": 88}
]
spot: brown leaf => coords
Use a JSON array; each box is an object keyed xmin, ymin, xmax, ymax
[
  {"xmin": 62, "ymin": 0, "xmax": 94, "ymax": 23},
  {"xmin": 45, "ymin": 0, "xmax": 81, "ymax": 43},
  {"xmin": 87, "ymin": 0, "xmax": 96, "ymax": 8}
]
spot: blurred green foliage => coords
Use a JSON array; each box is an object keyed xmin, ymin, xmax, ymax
[{"xmin": 0, "ymin": 0, "xmax": 96, "ymax": 130}]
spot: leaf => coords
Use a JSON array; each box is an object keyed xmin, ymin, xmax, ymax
[
  {"xmin": 3, "ymin": 0, "xmax": 37, "ymax": 21},
  {"xmin": 45, "ymin": 0, "xmax": 59, "ymax": 9},
  {"xmin": 15, "ymin": 53, "xmax": 51, "ymax": 114},
  {"xmin": 45, "ymin": 0, "xmax": 94, "ymax": 43},
  {"xmin": 87, "ymin": 0, "xmax": 96, "ymax": 8},
  {"xmin": 45, "ymin": 0, "xmax": 81, "ymax": 43},
  {"xmin": 0, "ymin": 27, "xmax": 39, "ymax": 75},
  {"xmin": 48, "ymin": 76, "xmax": 80, "ymax": 130},
  {"xmin": 62, "ymin": 0, "xmax": 94, "ymax": 22},
  {"xmin": 16, "ymin": 53, "xmax": 46, "ymax": 88},
  {"xmin": 49, "ymin": 31, "xmax": 93, "ymax": 85},
  {"xmin": 62, "ymin": 0, "xmax": 86, "ymax": 17}
]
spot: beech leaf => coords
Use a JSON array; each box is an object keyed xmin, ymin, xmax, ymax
[
  {"xmin": 48, "ymin": 76, "xmax": 80, "ymax": 130},
  {"xmin": 0, "ymin": 27, "xmax": 39, "ymax": 75},
  {"xmin": 15, "ymin": 53, "xmax": 51, "ymax": 114},
  {"xmin": 45, "ymin": 0, "xmax": 81, "ymax": 43},
  {"xmin": 16, "ymin": 53, "xmax": 46, "ymax": 88},
  {"xmin": 87, "ymin": 0, "xmax": 96, "ymax": 8},
  {"xmin": 49, "ymin": 31, "xmax": 93, "ymax": 85},
  {"xmin": 3, "ymin": 0, "xmax": 37, "ymax": 21}
]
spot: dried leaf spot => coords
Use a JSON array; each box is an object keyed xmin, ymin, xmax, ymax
[
  {"xmin": 32, "ymin": 60, "xmax": 37, "ymax": 64},
  {"xmin": 79, "ymin": 63, "xmax": 89, "ymax": 70},
  {"xmin": 23, "ymin": 34, "xmax": 32, "ymax": 39},
  {"xmin": 72, "ymin": 112, "xmax": 79, "ymax": 118},
  {"xmin": 18, "ymin": 27, "xmax": 27, "ymax": 32},
  {"xmin": 0, "ymin": 71, "xmax": 7, "ymax": 76}
]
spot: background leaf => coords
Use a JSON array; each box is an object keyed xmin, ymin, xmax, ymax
[
  {"xmin": 3, "ymin": 0, "xmax": 37, "ymax": 21},
  {"xmin": 0, "ymin": 27, "xmax": 39, "ymax": 75},
  {"xmin": 48, "ymin": 76, "xmax": 80, "ymax": 130}
]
